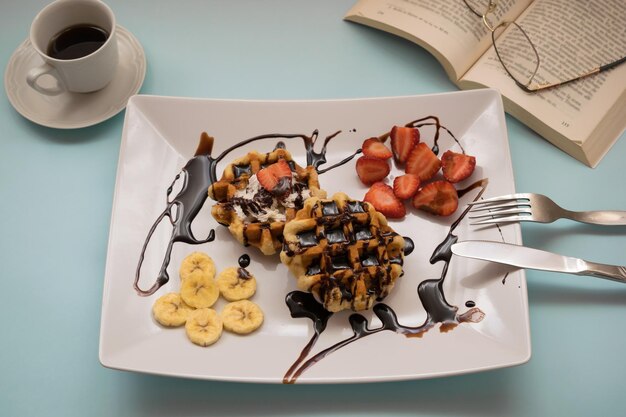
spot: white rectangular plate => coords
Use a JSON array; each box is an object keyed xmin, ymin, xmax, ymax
[{"xmin": 99, "ymin": 90, "xmax": 531, "ymax": 383}]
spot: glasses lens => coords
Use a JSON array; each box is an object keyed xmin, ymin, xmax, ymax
[{"xmin": 493, "ymin": 22, "xmax": 540, "ymax": 89}]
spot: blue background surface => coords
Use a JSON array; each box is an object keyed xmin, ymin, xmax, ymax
[{"xmin": 1, "ymin": 1, "xmax": 625, "ymax": 416}]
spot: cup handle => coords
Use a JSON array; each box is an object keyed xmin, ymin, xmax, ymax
[{"xmin": 26, "ymin": 63, "xmax": 65, "ymax": 96}]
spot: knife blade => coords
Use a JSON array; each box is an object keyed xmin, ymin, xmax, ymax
[{"xmin": 451, "ymin": 240, "xmax": 626, "ymax": 284}]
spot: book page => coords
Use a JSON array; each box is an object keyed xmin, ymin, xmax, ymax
[
  {"xmin": 345, "ymin": 0, "xmax": 531, "ymax": 81},
  {"xmin": 461, "ymin": 0, "xmax": 626, "ymax": 144}
]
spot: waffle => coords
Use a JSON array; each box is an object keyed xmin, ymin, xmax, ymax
[
  {"xmin": 280, "ymin": 192, "xmax": 405, "ymax": 312},
  {"xmin": 208, "ymin": 148, "xmax": 326, "ymax": 255}
]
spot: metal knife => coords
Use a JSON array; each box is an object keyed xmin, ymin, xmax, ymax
[{"xmin": 451, "ymin": 240, "xmax": 626, "ymax": 284}]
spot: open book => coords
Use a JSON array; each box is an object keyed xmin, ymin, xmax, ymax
[{"xmin": 345, "ymin": 0, "xmax": 626, "ymax": 167}]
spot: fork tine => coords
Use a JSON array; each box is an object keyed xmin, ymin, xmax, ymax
[
  {"xmin": 467, "ymin": 193, "xmax": 530, "ymax": 206},
  {"xmin": 468, "ymin": 208, "xmax": 531, "ymax": 219},
  {"xmin": 469, "ymin": 201, "xmax": 528, "ymax": 212},
  {"xmin": 470, "ymin": 215, "xmax": 531, "ymax": 226}
]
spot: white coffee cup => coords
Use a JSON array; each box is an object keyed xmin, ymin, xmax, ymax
[{"xmin": 27, "ymin": 0, "xmax": 118, "ymax": 95}]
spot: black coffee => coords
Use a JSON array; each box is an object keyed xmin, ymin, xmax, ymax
[{"xmin": 47, "ymin": 24, "xmax": 108, "ymax": 60}]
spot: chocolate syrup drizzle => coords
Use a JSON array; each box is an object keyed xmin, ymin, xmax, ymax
[
  {"xmin": 282, "ymin": 179, "xmax": 489, "ymax": 384},
  {"xmin": 306, "ymin": 130, "xmax": 363, "ymax": 175},
  {"xmin": 132, "ymin": 117, "xmax": 501, "ymax": 383},
  {"xmin": 378, "ymin": 116, "xmax": 465, "ymax": 156},
  {"xmin": 402, "ymin": 236, "xmax": 415, "ymax": 256},
  {"xmin": 134, "ymin": 130, "xmax": 360, "ymax": 296},
  {"xmin": 238, "ymin": 254, "xmax": 251, "ymax": 268},
  {"xmin": 133, "ymin": 134, "xmax": 216, "ymax": 296},
  {"xmin": 234, "ymin": 254, "xmax": 252, "ymax": 280}
]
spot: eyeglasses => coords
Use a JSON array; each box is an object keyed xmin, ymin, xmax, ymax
[{"xmin": 462, "ymin": 0, "xmax": 626, "ymax": 93}]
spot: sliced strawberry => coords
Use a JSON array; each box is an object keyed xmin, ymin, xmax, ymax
[
  {"xmin": 412, "ymin": 180, "xmax": 458, "ymax": 216},
  {"xmin": 362, "ymin": 138, "xmax": 392, "ymax": 160},
  {"xmin": 441, "ymin": 151, "xmax": 476, "ymax": 183},
  {"xmin": 393, "ymin": 174, "xmax": 420, "ymax": 200},
  {"xmin": 405, "ymin": 143, "xmax": 441, "ymax": 181},
  {"xmin": 390, "ymin": 126, "xmax": 420, "ymax": 164},
  {"xmin": 364, "ymin": 182, "xmax": 406, "ymax": 219},
  {"xmin": 257, "ymin": 159, "xmax": 292, "ymax": 193},
  {"xmin": 268, "ymin": 158, "xmax": 292, "ymax": 179},
  {"xmin": 257, "ymin": 168, "xmax": 278, "ymax": 192},
  {"xmin": 355, "ymin": 156, "xmax": 390, "ymax": 185}
]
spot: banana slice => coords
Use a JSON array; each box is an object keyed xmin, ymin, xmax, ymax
[
  {"xmin": 216, "ymin": 266, "xmax": 257, "ymax": 301},
  {"xmin": 179, "ymin": 252, "xmax": 216, "ymax": 282},
  {"xmin": 180, "ymin": 274, "xmax": 220, "ymax": 308},
  {"xmin": 185, "ymin": 308, "xmax": 223, "ymax": 346},
  {"xmin": 152, "ymin": 292, "xmax": 192, "ymax": 327},
  {"xmin": 221, "ymin": 300, "xmax": 264, "ymax": 334}
]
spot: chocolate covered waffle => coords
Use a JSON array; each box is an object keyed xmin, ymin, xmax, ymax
[
  {"xmin": 208, "ymin": 148, "xmax": 326, "ymax": 255},
  {"xmin": 280, "ymin": 192, "xmax": 405, "ymax": 312}
]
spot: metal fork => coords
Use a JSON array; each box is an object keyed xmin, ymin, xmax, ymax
[{"xmin": 468, "ymin": 192, "xmax": 626, "ymax": 226}]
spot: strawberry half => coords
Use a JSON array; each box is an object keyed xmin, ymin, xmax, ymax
[
  {"xmin": 405, "ymin": 143, "xmax": 441, "ymax": 181},
  {"xmin": 267, "ymin": 158, "xmax": 292, "ymax": 179},
  {"xmin": 257, "ymin": 159, "xmax": 292, "ymax": 194},
  {"xmin": 441, "ymin": 150, "xmax": 476, "ymax": 183},
  {"xmin": 393, "ymin": 174, "xmax": 420, "ymax": 200},
  {"xmin": 355, "ymin": 156, "xmax": 390, "ymax": 185},
  {"xmin": 412, "ymin": 180, "xmax": 458, "ymax": 216},
  {"xmin": 362, "ymin": 138, "xmax": 392, "ymax": 160},
  {"xmin": 390, "ymin": 126, "xmax": 420, "ymax": 164},
  {"xmin": 364, "ymin": 182, "xmax": 406, "ymax": 219}
]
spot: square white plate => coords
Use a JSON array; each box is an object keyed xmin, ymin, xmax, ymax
[{"xmin": 99, "ymin": 90, "xmax": 531, "ymax": 383}]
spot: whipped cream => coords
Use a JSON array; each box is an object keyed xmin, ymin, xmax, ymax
[{"xmin": 233, "ymin": 174, "xmax": 311, "ymax": 223}]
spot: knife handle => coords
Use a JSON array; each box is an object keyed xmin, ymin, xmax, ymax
[{"xmin": 581, "ymin": 261, "xmax": 626, "ymax": 283}]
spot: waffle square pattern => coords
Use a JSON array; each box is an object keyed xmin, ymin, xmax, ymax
[{"xmin": 280, "ymin": 192, "xmax": 405, "ymax": 312}]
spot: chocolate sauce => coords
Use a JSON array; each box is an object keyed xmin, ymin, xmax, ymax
[
  {"xmin": 325, "ymin": 228, "xmax": 347, "ymax": 244},
  {"xmin": 209, "ymin": 132, "xmax": 315, "ymax": 183},
  {"xmin": 301, "ymin": 129, "xmax": 362, "ymax": 175},
  {"xmin": 238, "ymin": 254, "xmax": 251, "ymax": 268},
  {"xmin": 354, "ymin": 226, "xmax": 373, "ymax": 241},
  {"xmin": 135, "ymin": 130, "xmax": 341, "ymax": 296},
  {"xmin": 297, "ymin": 230, "xmax": 318, "ymax": 247},
  {"xmin": 282, "ymin": 292, "xmax": 334, "ymax": 382},
  {"xmin": 458, "ymin": 178, "xmax": 488, "ymax": 199},
  {"xmin": 303, "ymin": 130, "xmax": 338, "ymax": 170},
  {"xmin": 282, "ymin": 178, "xmax": 490, "ymax": 383},
  {"xmin": 316, "ymin": 149, "xmax": 362, "ymax": 175},
  {"xmin": 361, "ymin": 253, "xmax": 380, "ymax": 266},
  {"xmin": 405, "ymin": 116, "xmax": 465, "ymax": 155},
  {"xmin": 377, "ymin": 116, "xmax": 464, "ymax": 156},
  {"xmin": 321, "ymin": 202, "xmax": 339, "ymax": 216},
  {"xmin": 134, "ymin": 134, "xmax": 217, "ymax": 296},
  {"xmin": 238, "ymin": 267, "xmax": 252, "ymax": 280},
  {"xmin": 347, "ymin": 201, "xmax": 365, "ymax": 213},
  {"xmin": 306, "ymin": 261, "xmax": 322, "ymax": 276},
  {"xmin": 272, "ymin": 177, "xmax": 292, "ymax": 196},
  {"xmin": 135, "ymin": 125, "xmax": 365, "ymax": 295},
  {"xmin": 132, "ymin": 116, "xmax": 501, "ymax": 383},
  {"xmin": 403, "ymin": 236, "xmax": 415, "ymax": 256},
  {"xmin": 230, "ymin": 197, "xmax": 261, "ymax": 218},
  {"xmin": 232, "ymin": 164, "xmax": 252, "ymax": 179},
  {"xmin": 330, "ymin": 255, "xmax": 351, "ymax": 271}
]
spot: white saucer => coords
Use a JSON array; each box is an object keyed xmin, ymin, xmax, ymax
[{"xmin": 4, "ymin": 25, "xmax": 146, "ymax": 129}]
